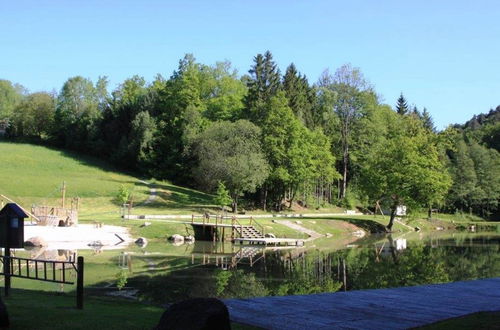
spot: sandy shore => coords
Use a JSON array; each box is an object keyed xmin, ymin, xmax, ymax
[{"xmin": 23, "ymin": 224, "xmax": 133, "ymax": 250}]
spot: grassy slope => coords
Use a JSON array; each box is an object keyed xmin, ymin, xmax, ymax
[{"xmin": 0, "ymin": 142, "xmax": 215, "ymax": 221}]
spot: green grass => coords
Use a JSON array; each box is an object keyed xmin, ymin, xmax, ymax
[
  {"xmin": 4, "ymin": 289, "xmax": 163, "ymax": 329},
  {"xmin": 3, "ymin": 289, "xmax": 259, "ymax": 330},
  {"xmin": 0, "ymin": 142, "xmax": 215, "ymax": 221}
]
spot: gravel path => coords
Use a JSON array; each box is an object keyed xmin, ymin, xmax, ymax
[{"xmin": 276, "ymin": 220, "xmax": 322, "ymax": 241}]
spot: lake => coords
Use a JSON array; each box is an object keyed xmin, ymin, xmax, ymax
[{"xmin": 10, "ymin": 229, "xmax": 500, "ymax": 304}]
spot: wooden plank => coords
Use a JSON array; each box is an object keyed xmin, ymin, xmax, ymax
[{"xmin": 225, "ymin": 278, "xmax": 500, "ymax": 329}]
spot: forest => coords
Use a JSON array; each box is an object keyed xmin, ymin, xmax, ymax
[{"xmin": 1, "ymin": 51, "xmax": 499, "ymax": 221}]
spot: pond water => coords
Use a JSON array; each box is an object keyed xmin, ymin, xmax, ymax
[{"xmin": 10, "ymin": 229, "xmax": 500, "ymax": 304}]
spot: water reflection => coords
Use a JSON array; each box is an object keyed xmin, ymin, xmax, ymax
[{"xmin": 130, "ymin": 232, "xmax": 500, "ymax": 303}]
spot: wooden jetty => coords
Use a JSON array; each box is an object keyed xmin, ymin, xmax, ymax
[
  {"xmin": 233, "ymin": 237, "xmax": 304, "ymax": 247},
  {"xmin": 188, "ymin": 215, "xmax": 303, "ymax": 246},
  {"xmin": 225, "ymin": 277, "xmax": 500, "ymax": 329}
]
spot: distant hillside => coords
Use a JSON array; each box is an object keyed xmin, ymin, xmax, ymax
[
  {"xmin": 458, "ymin": 106, "xmax": 500, "ymax": 130},
  {"xmin": 453, "ymin": 106, "xmax": 500, "ymax": 152}
]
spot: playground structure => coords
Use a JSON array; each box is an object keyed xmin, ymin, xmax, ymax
[{"xmin": 1, "ymin": 182, "xmax": 79, "ymax": 227}]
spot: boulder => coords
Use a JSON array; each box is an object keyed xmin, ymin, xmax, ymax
[
  {"xmin": 325, "ymin": 233, "xmax": 333, "ymax": 238},
  {"xmin": 135, "ymin": 237, "xmax": 148, "ymax": 248},
  {"xmin": 154, "ymin": 298, "xmax": 230, "ymax": 330},
  {"xmin": 168, "ymin": 234, "xmax": 184, "ymax": 243},
  {"xmin": 265, "ymin": 233, "xmax": 276, "ymax": 238},
  {"xmin": 24, "ymin": 236, "xmax": 47, "ymax": 248},
  {"xmin": 140, "ymin": 222, "xmax": 152, "ymax": 228},
  {"xmin": 0, "ymin": 295, "xmax": 9, "ymax": 328},
  {"xmin": 184, "ymin": 235, "xmax": 195, "ymax": 242},
  {"xmin": 295, "ymin": 220, "xmax": 302, "ymax": 224}
]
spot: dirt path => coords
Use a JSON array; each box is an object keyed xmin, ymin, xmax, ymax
[
  {"xmin": 276, "ymin": 220, "xmax": 322, "ymax": 241},
  {"xmin": 138, "ymin": 180, "xmax": 158, "ymax": 205}
]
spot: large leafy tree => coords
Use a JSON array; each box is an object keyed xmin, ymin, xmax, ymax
[
  {"xmin": 0, "ymin": 79, "xmax": 26, "ymax": 119},
  {"xmin": 189, "ymin": 120, "xmax": 269, "ymax": 212},
  {"xmin": 261, "ymin": 92, "xmax": 337, "ymax": 210},
  {"xmin": 360, "ymin": 116, "xmax": 451, "ymax": 230},
  {"xmin": 318, "ymin": 64, "xmax": 370, "ymax": 199},
  {"xmin": 9, "ymin": 92, "xmax": 55, "ymax": 138},
  {"xmin": 54, "ymin": 76, "xmax": 107, "ymax": 150}
]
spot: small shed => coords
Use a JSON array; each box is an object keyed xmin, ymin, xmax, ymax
[{"xmin": 0, "ymin": 203, "xmax": 28, "ymax": 248}]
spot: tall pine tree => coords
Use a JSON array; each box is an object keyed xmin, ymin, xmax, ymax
[
  {"xmin": 283, "ymin": 63, "xmax": 316, "ymax": 128},
  {"xmin": 244, "ymin": 51, "xmax": 281, "ymax": 123},
  {"xmin": 396, "ymin": 93, "xmax": 409, "ymax": 115}
]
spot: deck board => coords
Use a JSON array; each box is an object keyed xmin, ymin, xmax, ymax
[{"xmin": 225, "ymin": 277, "xmax": 500, "ymax": 329}]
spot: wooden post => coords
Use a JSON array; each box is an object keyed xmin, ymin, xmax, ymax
[
  {"xmin": 342, "ymin": 258, "xmax": 347, "ymax": 292},
  {"xmin": 4, "ymin": 248, "xmax": 10, "ymax": 297},
  {"xmin": 61, "ymin": 181, "xmax": 66, "ymax": 209},
  {"xmin": 76, "ymin": 256, "xmax": 84, "ymax": 309}
]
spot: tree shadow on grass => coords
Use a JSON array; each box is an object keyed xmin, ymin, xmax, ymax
[{"xmin": 323, "ymin": 216, "xmax": 387, "ymax": 233}]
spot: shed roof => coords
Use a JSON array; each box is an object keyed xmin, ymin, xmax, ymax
[{"xmin": 0, "ymin": 203, "xmax": 29, "ymax": 218}]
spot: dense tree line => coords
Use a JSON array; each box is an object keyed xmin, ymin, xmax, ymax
[{"xmin": 1, "ymin": 52, "xmax": 499, "ymax": 221}]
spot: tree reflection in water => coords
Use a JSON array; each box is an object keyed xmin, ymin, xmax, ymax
[{"xmin": 129, "ymin": 234, "xmax": 500, "ymax": 303}]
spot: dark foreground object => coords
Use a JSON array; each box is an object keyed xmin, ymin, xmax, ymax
[
  {"xmin": 155, "ymin": 298, "xmax": 231, "ymax": 330},
  {"xmin": 0, "ymin": 295, "xmax": 9, "ymax": 328},
  {"xmin": 225, "ymin": 277, "xmax": 500, "ymax": 330}
]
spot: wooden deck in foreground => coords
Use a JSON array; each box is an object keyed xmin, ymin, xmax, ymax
[{"xmin": 224, "ymin": 277, "xmax": 500, "ymax": 329}]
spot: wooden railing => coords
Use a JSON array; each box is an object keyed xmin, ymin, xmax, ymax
[{"xmin": 0, "ymin": 255, "xmax": 84, "ymax": 309}]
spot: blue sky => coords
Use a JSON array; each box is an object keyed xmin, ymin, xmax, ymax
[{"xmin": 1, "ymin": 0, "xmax": 499, "ymax": 129}]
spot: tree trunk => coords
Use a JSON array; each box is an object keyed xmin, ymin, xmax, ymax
[
  {"xmin": 428, "ymin": 206, "xmax": 432, "ymax": 219},
  {"xmin": 260, "ymin": 185, "xmax": 267, "ymax": 211},
  {"xmin": 341, "ymin": 148, "xmax": 348, "ymax": 199},
  {"xmin": 231, "ymin": 196, "xmax": 238, "ymax": 213},
  {"xmin": 386, "ymin": 205, "xmax": 397, "ymax": 232}
]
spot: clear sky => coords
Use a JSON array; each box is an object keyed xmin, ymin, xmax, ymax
[{"xmin": 1, "ymin": 0, "xmax": 499, "ymax": 129}]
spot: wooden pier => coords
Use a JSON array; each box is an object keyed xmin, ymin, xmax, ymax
[
  {"xmin": 225, "ymin": 277, "xmax": 500, "ymax": 329},
  {"xmin": 233, "ymin": 237, "xmax": 304, "ymax": 246}
]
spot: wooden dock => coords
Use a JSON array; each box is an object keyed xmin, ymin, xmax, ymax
[
  {"xmin": 233, "ymin": 237, "xmax": 304, "ymax": 246},
  {"xmin": 225, "ymin": 277, "xmax": 500, "ymax": 329}
]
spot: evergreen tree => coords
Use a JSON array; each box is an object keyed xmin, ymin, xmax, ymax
[
  {"xmin": 421, "ymin": 107, "xmax": 435, "ymax": 132},
  {"xmin": 282, "ymin": 63, "xmax": 315, "ymax": 128},
  {"xmin": 396, "ymin": 93, "xmax": 409, "ymax": 115},
  {"xmin": 244, "ymin": 51, "xmax": 281, "ymax": 123}
]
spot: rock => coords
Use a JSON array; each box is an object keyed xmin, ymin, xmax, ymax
[
  {"xmin": 414, "ymin": 226, "xmax": 421, "ymax": 232},
  {"xmin": 271, "ymin": 219, "xmax": 277, "ymax": 223},
  {"xmin": 88, "ymin": 240, "xmax": 104, "ymax": 247},
  {"xmin": 325, "ymin": 233, "xmax": 333, "ymax": 238},
  {"xmin": 135, "ymin": 237, "xmax": 148, "ymax": 248},
  {"xmin": 140, "ymin": 222, "xmax": 152, "ymax": 228},
  {"xmin": 0, "ymin": 295, "xmax": 9, "ymax": 328},
  {"xmin": 168, "ymin": 234, "xmax": 184, "ymax": 243},
  {"xmin": 352, "ymin": 230, "xmax": 365, "ymax": 238},
  {"xmin": 295, "ymin": 220, "xmax": 302, "ymax": 224},
  {"xmin": 435, "ymin": 226, "xmax": 444, "ymax": 231},
  {"xmin": 265, "ymin": 233, "xmax": 276, "ymax": 238},
  {"xmin": 184, "ymin": 235, "xmax": 195, "ymax": 242},
  {"xmin": 310, "ymin": 220, "xmax": 316, "ymax": 224},
  {"xmin": 24, "ymin": 236, "xmax": 47, "ymax": 248},
  {"xmin": 154, "ymin": 298, "xmax": 230, "ymax": 330}
]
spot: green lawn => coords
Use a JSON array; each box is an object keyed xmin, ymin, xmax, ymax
[
  {"xmin": 0, "ymin": 142, "xmax": 215, "ymax": 222},
  {"xmin": 3, "ymin": 289, "xmax": 258, "ymax": 330}
]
